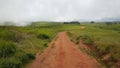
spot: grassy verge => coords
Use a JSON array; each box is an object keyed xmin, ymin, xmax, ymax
[{"xmin": 67, "ymin": 23, "xmax": 120, "ymax": 68}]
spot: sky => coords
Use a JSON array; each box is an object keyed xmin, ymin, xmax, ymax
[{"xmin": 0, "ymin": 0, "xmax": 120, "ymax": 25}]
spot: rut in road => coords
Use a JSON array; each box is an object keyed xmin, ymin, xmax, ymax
[{"xmin": 28, "ymin": 32, "xmax": 101, "ymax": 68}]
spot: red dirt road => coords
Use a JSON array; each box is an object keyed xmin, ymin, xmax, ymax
[{"xmin": 28, "ymin": 32, "xmax": 101, "ymax": 68}]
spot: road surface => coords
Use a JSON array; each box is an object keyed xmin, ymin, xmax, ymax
[{"xmin": 28, "ymin": 32, "xmax": 101, "ymax": 68}]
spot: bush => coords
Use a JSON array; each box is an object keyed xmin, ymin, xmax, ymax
[
  {"xmin": 37, "ymin": 34, "xmax": 49, "ymax": 39},
  {"xmin": 0, "ymin": 30, "xmax": 15, "ymax": 41},
  {"xmin": 81, "ymin": 35, "xmax": 93, "ymax": 45},
  {"xmin": 44, "ymin": 43, "xmax": 48, "ymax": 47},
  {"xmin": 26, "ymin": 53, "xmax": 35, "ymax": 59},
  {"xmin": 15, "ymin": 52, "xmax": 35, "ymax": 64},
  {"xmin": 0, "ymin": 41, "xmax": 16, "ymax": 57},
  {"xmin": 0, "ymin": 58, "xmax": 22, "ymax": 68}
]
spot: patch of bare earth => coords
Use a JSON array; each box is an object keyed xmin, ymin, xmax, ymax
[{"xmin": 27, "ymin": 32, "xmax": 101, "ymax": 68}]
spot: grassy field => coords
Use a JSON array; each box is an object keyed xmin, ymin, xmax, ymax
[
  {"xmin": 0, "ymin": 22, "xmax": 120, "ymax": 68},
  {"xmin": 67, "ymin": 23, "xmax": 120, "ymax": 68},
  {"xmin": 0, "ymin": 22, "xmax": 81, "ymax": 68}
]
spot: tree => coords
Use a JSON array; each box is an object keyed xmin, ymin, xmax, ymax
[{"xmin": 91, "ymin": 21, "xmax": 95, "ymax": 24}]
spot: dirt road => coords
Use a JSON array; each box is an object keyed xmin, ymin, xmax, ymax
[{"xmin": 28, "ymin": 32, "xmax": 101, "ymax": 68}]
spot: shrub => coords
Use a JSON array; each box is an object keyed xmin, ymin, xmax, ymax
[
  {"xmin": 81, "ymin": 35, "xmax": 93, "ymax": 45},
  {"xmin": 26, "ymin": 53, "xmax": 35, "ymax": 59},
  {"xmin": 0, "ymin": 58, "xmax": 22, "ymax": 68},
  {"xmin": 0, "ymin": 41, "xmax": 16, "ymax": 57},
  {"xmin": 0, "ymin": 30, "xmax": 15, "ymax": 41},
  {"xmin": 15, "ymin": 52, "xmax": 35, "ymax": 64},
  {"xmin": 44, "ymin": 43, "xmax": 48, "ymax": 47},
  {"xmin": 37, "ymin": 34, "xmax": 49, "ymax": 39}
]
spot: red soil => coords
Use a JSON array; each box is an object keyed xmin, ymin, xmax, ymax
[{"xmin": 28, "ymin": 32, "xmax": 101, "ymax": 68}]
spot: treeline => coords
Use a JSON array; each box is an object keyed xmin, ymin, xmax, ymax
[
  {"xmin": 63, "ymin": 21, "xmax": 80, "ymax": 24},
  {"xmin": 105, "ymin": 22, "xmax": 120, "ymax": 25},
  {"xmin": 89, "ymin": 21, "xmax": 120, "ymax": 24}
]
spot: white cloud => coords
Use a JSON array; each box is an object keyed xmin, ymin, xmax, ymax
[{"xmin": 0, "ymin": 0, "xmax": 120, "ymax": 25}]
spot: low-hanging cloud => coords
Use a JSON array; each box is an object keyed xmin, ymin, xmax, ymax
[{"xmin": 0, "ymin": 0, "xmax": 120, "ymax": 25}]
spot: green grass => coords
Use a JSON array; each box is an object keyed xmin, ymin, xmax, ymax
[
  {"xmin": 0, "ymin": 23, "xmax": 81, "ymax": 68},
  {"xmin": 0, "ymin": 22, "xmax": 120, "ymax": 68},
  {"xmin": 67, "ymin": 23, "xmax": 120, "ymax": 68}
]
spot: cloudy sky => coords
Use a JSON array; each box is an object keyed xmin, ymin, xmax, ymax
[{"xmin": 0, "ymin": 0, "xmax": 120, "ymax": 25}]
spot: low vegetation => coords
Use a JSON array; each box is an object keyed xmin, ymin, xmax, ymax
[
  {"xmin": 67, "ymin": 23, "xmax": 120, "ymax": 68},
  {"xmin": 78, "ymin": 35, "xmax": 93, "ymax": 45},
  {"xmin": 0, "ymin": 22, "xmax": 120, "ymax": 68},
  {"xmin": 0, "ymin": 22, "xmax": 81, "ymax": 68},
  {"xmin": 0, "ymin": 28, "xmax": 36, "ymax": 68},
  {"xmin": 37, "ymin": 34, "xmax": 49, "ymax": 39},
  {"xmin": 0, "ymin": 40, "xmax": 16, "ymax": 57}
]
